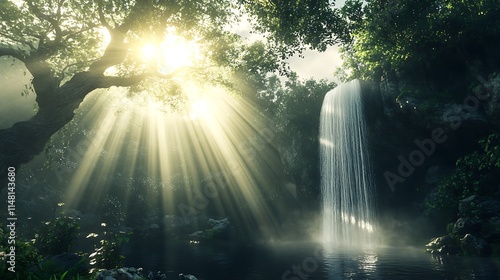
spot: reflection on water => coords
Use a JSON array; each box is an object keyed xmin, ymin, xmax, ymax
[
  {"xmin": 125, "ymin": 240, "xmax": 500, "ymax": 280},
  {"xmin": 323, "ymin": 248, "xmax": 379, "ymax": 280}
]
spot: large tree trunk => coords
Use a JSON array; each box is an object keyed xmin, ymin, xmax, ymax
[
  {"xmin": 0, "ymin": 0, "xmax": 152, "ymax": 187},
  {"xmin": 0, "ymin": 72, "xmax": 99, "ymax": 186}
]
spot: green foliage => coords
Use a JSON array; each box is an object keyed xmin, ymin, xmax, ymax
[
  {"xmin": 33, "ymin": 214, "xmax": 81, "ymax": 256},
  {"xmin": 100, "ymin": 195, "xmax": 125, "ymax": 228},
  {"xmin": 15, "ymin": 259, "xmax": 92, "ymax": 280},
  {"xmin": 425, "ymin": 134, "xmax": 500, "ymax": 220},
  {"xmin": 88, "ymin": 228, "xmax": 131, "ymax": 271},
  {"xmin": 1, "ymin": 220, "xmax": 91, "ymax": 280},
  {"xmin": 0, "ymin": 237, "xmax": 41, "ymax": 278},
  {"xmin": 0, "ymin": 0, "xmax": 346, "ymax": 82},
  {"xmin": 0, "ymin": 0, "xmax": 103, "ymax": 74},
  {"xmin": 243, "ymin": 0, "xmax": 348, "ymax": 57},
  {"xmin": 255, "ymin": 73, "xmax": 335, "ymax": 201},
  {"xmin": 339, "ymin": 0, "xmax": 500, "ymax": 96}
]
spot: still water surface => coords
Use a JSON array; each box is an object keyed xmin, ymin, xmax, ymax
[{"xmin": 124, "ymin": 240, "xmax": 500, "ymax": 280}]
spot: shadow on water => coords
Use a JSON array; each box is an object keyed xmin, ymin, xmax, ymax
[{"xmin": 124, "ymin": 239, "xmax": 500, "ymax": 280}]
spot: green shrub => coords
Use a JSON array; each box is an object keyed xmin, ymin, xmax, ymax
[
  {"xmin": 33, "ymin": 214, "xmax": 81, "ymax": 256},
  {"xmin": 88, "ymin": 226, "xmax": 131, "ymax": 271},
  {"xmin": 425, "ymin": 134, "xmax": 500, "ymax": 220}
]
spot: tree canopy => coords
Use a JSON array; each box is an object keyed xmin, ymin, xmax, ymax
[
  {"xmin": 338, "ymin": 0, "xmax": 500, "ymax": 89},
  {"xmin": 0, "ymin": 0, "xmax": 347, "ymax": 182}
]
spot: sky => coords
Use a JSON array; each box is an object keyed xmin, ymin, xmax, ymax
[
  {"xmin": 231, "ymin": 0, "xmax": 347, "ymax": 84},
  {"xmin": 287, "ymin": 46, "xmax": 342, "ymax": 83}
]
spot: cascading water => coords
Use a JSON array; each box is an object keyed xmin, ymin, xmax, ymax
[{"xmin": 320, "ymin": 79, "xmax": 375, "ymax": 248}]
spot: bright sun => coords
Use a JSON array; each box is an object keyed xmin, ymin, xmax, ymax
[{"xmin": 140, "ymin": 31, "xmax": 200, "ymax": 73}]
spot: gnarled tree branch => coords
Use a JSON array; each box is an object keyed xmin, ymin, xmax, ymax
[
  {"xmin": 26, "ymin": 0, "xmax": 63, "ymax": 45},
  {"xmin": 97, "ymin": 73, "xmax": 149, "ymax": 88},
  {"xmin": 88, "ymin": 0, "xmax": 151, "ymax": 74},
  {"xmin": 0, "ymin": 46, "xmax": 25, "ymax": 61},
  {"xmin": 97, "ymin": 0, "xmax": 112, "ymax": 30}
]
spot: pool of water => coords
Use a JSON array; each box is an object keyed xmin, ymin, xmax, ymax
[{"xmin": 124, "ymin": 240, "xmax": 500, "ymax": 279}]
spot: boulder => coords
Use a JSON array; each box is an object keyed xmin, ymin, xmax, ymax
[
  {"xmin": 477, "ymin": 198, "xmax": 500, "ymax": 219},
  {"xmin": 96, "ymin": 267, "xmax": 144, "ymax": 280},
  {"xmin": 481, "ymin": 216, "xmax": 500, "ymax": 241},
  {"xmin": 459, "ymin": 195, "xmax": 500, "ymax": 219},
  {"xmin": 379, "ymin": 71, "xmax": 402, "ymax": 118},
  {"xmin": 179, "ymin": 273, "xmax": 198, "ymax": 280},
  {"xmin": 147, "ymin": 271, "xmax": 167, "ymax": 280},
  {"xmin": 480, "ymin": 73, "xmax": 500, "ymax": 125},
  {"xmin": 425, "ymin": 235, "xmax": 459, "ymax": 255},
  {"xmin": 436, "ymin": 103, "xmax": 488, "ymax": 130},
  {"xmin": 189, "ymin": 230, "xmax": 204, "ymax": 240},
  {"xmin": 460, "ymin": 234, "xmax": 490, "ymax": 256},
  {"xmin": 452, "ymin": 217, "xmax": 481, "ymax": 236},
  {"xmin": 207, "ymin": 218, "xmax": 230, "ymax": 231},
  {"xmin": 458, "ymin": 195, "xmax": 477, "ymax": 214},
  {"xmin": 359, "ymin": 79, "xmax": 384, "ymax": 123},
  {"xmin": 42, "ymin": 252, "xmax": 89, "ymax": 275},
  {"xmin": 189, "ymin": 218, "xmax": 232, "ymax": 241}
]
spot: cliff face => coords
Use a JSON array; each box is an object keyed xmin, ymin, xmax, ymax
[{"xmin": 360, "ymin": 73, "xmax": 500, "ymax": 250}]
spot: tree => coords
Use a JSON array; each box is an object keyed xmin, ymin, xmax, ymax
[
  {"xmin": 275, "ymin": 75, "xmax": 335, "ymax": 208},
  {"xmin": 0, "ymin": 0, "xmax": 348, "ymax": 184},
  {"xmin": 338, "ymin": 0, "xmax": 500, "ymax": 87},
  {"xmin": 251, "ymin": 72, "xmax": 335, "ymax": 208}
]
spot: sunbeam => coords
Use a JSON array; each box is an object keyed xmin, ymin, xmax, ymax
[{"xmin": 61, "ymin": 82, "xmax": 283, "ymax": 238}]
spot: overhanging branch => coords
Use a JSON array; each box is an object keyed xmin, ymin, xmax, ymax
[
  {"xmin": 97, "ymin": 74, "xmax": 149, "ymax": 88},
  {"xmin": 96, "ymin": 69, "xmax": 179, "ymax": 88},
  {"xmin": 0, "ymin": 46, "xmax": 25, "ymax": 61},
  {"xmin": 0, "ymin": 31, "xmax": 36, "ymax": 50},
  {"xmin": 97, "ymin": 0, "xmax": 112, "ymax": 30}
]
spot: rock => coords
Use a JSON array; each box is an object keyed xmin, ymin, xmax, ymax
[
  {"xmin": 42, "ymin": 252, "xmax": 89, "ymax": 275},
  {"xmin": 437, "ymin": 103, "xmax": 488, "ymax": 129},
  {"xmin": 147, "ymin": 271, "xmax": 167, "ymax": 280},
  {"xmin": 189, "ymin": 218, "xmax": 232, "ymax": 241},
  {"xmin": 359, "ymin": 79, "xmax": 384, "ymax": 123},
  {"xmin": 164, "ymin": 214, "xmax": 199, "ymax": 230},
  {"xmin": 459, "ymin": 195, "xmax": 477, "ymax": 214},
  {"xmin": 179, "ymin": 273, "xmax": 198, "ymax": 280},
  {"xmin": 453, "ymin": 217, "xmax": 481, "ymax": 236},
  {"xmin": 425, "ymin": 235, "xmax": 458, "ymax": 254},
  {"xmin": 460, "ymin": 234, "xmax": 490, "ymax": 256},
  {"xmin": 459, "ymin": 195, "xmax": 500, "ymax": 219},
  {"xmin": 379, "ymin": 71, "xmax": 401, "ymax": 118},
  {"xmin": 481, "ymin": 216, "xmax": 500, "ymax": 241},
  {"xmin": 207, "ymin": 218, "xmax": 230, "ymax": 230},
  {"xmin": 189, "ymin": 230, "xmax": 204, "ymax": 239},
  {"xmin": 96, "ymin": 267, "xmax": 145, "ymax": 280},
  {"xmin": 477, "ymin": 198, "xmax": 500, "ymax": 219},
  {"xmin": 480, "ymin": 73, "xmax": 500, "ymax": 125}
]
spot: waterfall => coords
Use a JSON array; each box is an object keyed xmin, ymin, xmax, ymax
[{"xmin": 320, "ymin": 79, "xmax": 375, "ymax": 248}]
